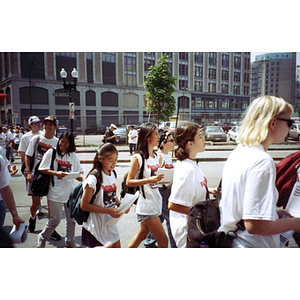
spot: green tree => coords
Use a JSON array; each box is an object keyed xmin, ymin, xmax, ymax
[{"xmin": 144, "ymin": 54, "xmax": 177, "ymax": 125}]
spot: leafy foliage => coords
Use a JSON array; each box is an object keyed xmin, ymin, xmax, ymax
[{"xmin": 144, "ymin": 54, "xmax": 177, "ymax": 124}]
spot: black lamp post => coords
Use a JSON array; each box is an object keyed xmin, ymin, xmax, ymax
[{"xmin": 60, "ymin": 68, "xmax": 78, "ymax": 133}]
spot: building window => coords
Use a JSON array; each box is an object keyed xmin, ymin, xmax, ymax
[
  {"xmin": 86, "ymin": 52, "xmax": 93, "ymax": 83},
  {"xmin": 234, "ymin": 56, "xmax": 241, "ymax": 69},
  {"xmin": 221, "ymin": 84, "xmax": 228, "ymax": 94},
  {"xmin": 208, "ymin": 83, "xmax": 216, "ymax": 93},
  {"xmin": 205, "ymin": 99, "xmax": 216, "ymax": 109},
  {"xmin": 222, "ymin": 54, "xmax": 229, "ymax": 67},
  {"xmin": 192, "ymin": 96, "xmax": 204, "ymax": 109},
  {"xmin": 209, "ymin": 52, "xmax": 217, "ymax": 65},
  {"xmin": 222, "ymin": 70, "xmax": 229, "ymax": 81},
  {"xmin": 144, "ymin": 59, "xmax": 155, "ymax": 72},
  {"xmin": 124, "ymin": 52, "xmax": 137, "ymax": 87},
  {"xmin": 195, "ymin": 66, "xmax": 202, "ymax": 78},
  {"xmin": 194, "ymin": 81, "xmax": 202, "ymax": 92},
  {"xmin": 101, "ymin": 91, "xmax": 118, "ymax": 107},
  {"xmin": 234, "ymin": 72, "xmax": 241, "ymax": 82},
  {"xmin": 195, "ymin": 52, "xmax": 203, "ymax": 63},
  {"xmin": 56, "ymin": 52, "xmax": 77, "ymax": 80},
  {"xmin": 21, "ymin": 52, "xmax": 45, "ymax": 79},
  {"xmin": 208, "ymin": 68, "xmax": 216, "ymax": 79},
  {"xmin": 163, "ymin": 52, "xmax": 173, "ymax": 58},
  {"xmin": 179, "ymin": 64, "xmax": 188, "ymax": 76},
  {"xmin": 233, "ymin": 85, "xmax": 240, "ymax": 95},
  {"xmin": 86, "ymin": 90, "xmax": 96, "ymax": 106},
  {"xmin": 179, "ymin": 80, "xmax": 188, "ymax": 90},
  {"xmin": 179, "ymin": 96, "xmax": 189, "ymax": 108},
  {"xmin": 179, "ymin": 52, "xmax": 188, "ymax": 61},
  {"xmin": 102, "ymin": 52, "xmax": 116, "ymax": 85}
]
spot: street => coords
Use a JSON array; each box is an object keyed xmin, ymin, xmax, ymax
[{"xmin": 2, "ymin": 136, "xmax": 300, "ymax": 248}]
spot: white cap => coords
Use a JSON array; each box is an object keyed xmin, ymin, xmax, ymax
[
  {"xmin": 110, "ymin": 124, "xmax": 117, "ymax": 129},
  {"xmin": 28, "ymin": 116, "xmax": 41, "ymax": 125}
]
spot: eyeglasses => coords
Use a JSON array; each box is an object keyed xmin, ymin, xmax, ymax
[
  {"xmin": 276, "ymin": 117, "xmax": 294, "ymax": 128},
  {"xmin": 165, "ymin": 138, "xmax": 175, "ymax": 143}
]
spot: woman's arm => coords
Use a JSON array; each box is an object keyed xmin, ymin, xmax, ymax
[
  {"xmin": 38, "ymin": 169, "xmax": 68, "ymax": 179},
  {"xmin": 245, "ymin": 217, "xmax": 300, "ymax": 236},
  {"xmin": 80, "ymin": 184, "xmax": 123, "ymax": 218},
  {"xmin": 168, "ymin": 201, "xmax": 190, "ymax": 215},
  {"xmin": 126, "ymin": 156, "xmax": 164, "ymax": 187}
]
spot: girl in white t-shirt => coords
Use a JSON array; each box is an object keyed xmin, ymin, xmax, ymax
[
  {"xmin": 168, "ymin": 122, "xmax": 216, "ymax": 248},
  {"xmin": 127, "ymin": 123, "xmax": 168, "ymax": 248},
  {"xmin": 36, "ymin": 132, "xmax": 84, "ymax": 248},
  {"xmin": 80, "ymin": 143, "xmax": 129, "ymax": 248},
  {"xmin": 219, "ymin": 96, "xmax": 300, "ymax": 248}
]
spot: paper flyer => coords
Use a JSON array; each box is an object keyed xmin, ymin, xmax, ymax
[
  {"xmin": 9, "ymin": 223, "xmax": 29, "ymax": 243},
  {"xmin": 285, "ymin": 181, "xmax": 300, "ymax": 217},
  {"xmin": 62, "ymin": 172, "xmax": 82, "ymax": 180},
  {"xmin": 106, "ymin": 191, "xmax": 140, "ymax": 226},
  {"xmin": 156, "ymin": 168, "xmax": 174, "ymax": 184}
]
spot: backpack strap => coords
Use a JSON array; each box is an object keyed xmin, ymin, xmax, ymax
[{"xmin": 50, "ymin": 148, "xmax": 56, "ymax": 186}]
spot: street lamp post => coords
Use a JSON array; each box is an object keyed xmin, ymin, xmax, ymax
[{"xmin": 60, "ymin": 68, "xmax": 78, "ymax": 133}]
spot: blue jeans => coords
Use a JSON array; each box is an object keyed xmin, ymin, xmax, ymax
[
  {"xmin": 144, "ymin": 187, "xmax": 177, "ymax": 248},
  {"xmin": 129, "ymin": 143, "xmax": 136, "ymax": 155}
]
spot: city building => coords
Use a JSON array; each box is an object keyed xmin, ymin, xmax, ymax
[
  {"xmin": 295, "ymin": 65, "xmax": 300, "ymax": 111},
  {"xmin": 250, "ymin": 52, "xmax": 296, "ymax": 107},
  {"xmin": 0, "ymin": 52, "xmax": 250, "ymax": 130}
]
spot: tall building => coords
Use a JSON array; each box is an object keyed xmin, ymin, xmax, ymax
[
  {"xmin": 0, "ymin": 52, "xmax": 250, "ymax": 129},
  {"xmin": 250, "ymin": 52, "xmax": 296, "ymax": 107}
]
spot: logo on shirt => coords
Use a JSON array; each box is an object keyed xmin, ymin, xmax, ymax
[{"xmin": 102, "ymin": 184, "xmax": 117, "ymax": 208}]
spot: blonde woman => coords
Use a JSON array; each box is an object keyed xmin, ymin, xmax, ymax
[{"xmin": 219, "ymin": 95, "xmax": 300, "ymax": 247}]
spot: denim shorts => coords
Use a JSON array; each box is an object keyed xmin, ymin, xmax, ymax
[{"xmin": 137, "ymin": 213, "xmax": 159, "ymax": 223}]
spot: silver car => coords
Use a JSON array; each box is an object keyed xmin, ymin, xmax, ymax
[
  {"xmin": 288, "ymin": 124, "xmax": 300, "ymax": 141},
  {"xmin": 203, "ymin": 126, "xmax": 227, "ymax": 142},
  {"xmin": 114, "ymin": 127, "xmax": 128, "ymax": 144}
]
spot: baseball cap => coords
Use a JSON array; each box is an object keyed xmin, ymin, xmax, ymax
[
  {"xmin": 28, "ymin": 116, "xmax": 41, "ymax": 125},
  {"xmin": 110, "ymin": 124, "xmax": 117, "ymax": 129},
  {"xmin": 43, "ymin": 116, "xmax": 57, "ymax": 126}
]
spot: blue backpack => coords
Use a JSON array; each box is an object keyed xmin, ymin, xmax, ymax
[{"xmin": 68, "ymin": 169, "xmax": 116, "ymax": 225}]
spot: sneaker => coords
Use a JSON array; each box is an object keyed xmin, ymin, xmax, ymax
[
  {"xmin": 50, "ymin": 230, "xmax": 61, "ymax": 241},
  {"xmin": 28, "ymin": 216, "xmax": 36, "ymax": 233},
  {"xmin": 36, "ymin": 234, "xmax": 46, "ymax": 248},
  {"xmin": 65, "ymin": 241, "xmax": 81, "ymax": 248}
]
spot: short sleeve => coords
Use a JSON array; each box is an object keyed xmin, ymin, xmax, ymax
[{"xmin": 82, "ymin": 174, "xmax": 97, "ymax": 193}]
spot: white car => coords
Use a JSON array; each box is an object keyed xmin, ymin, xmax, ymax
[
  {"xmin": 227, "ymin": 126, "xmax": 241, "ymax": 141},
  {"xmin": 288, "ymin": 124, "xmax": 300, "ymax": 141}
]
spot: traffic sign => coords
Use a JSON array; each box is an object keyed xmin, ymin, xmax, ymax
[
  {"xmin": 53, "ymin": 93, "xmax": 70, "ymax": 97},
  {"xmin": 69, "ymin": 102, "xmax": 75, "ymax": 112}
]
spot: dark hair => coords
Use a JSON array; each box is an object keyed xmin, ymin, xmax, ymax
[
  {"xmin": 56, "ymin": 132, "xmax": 76, "ymax": 156},
  {"xmin": 158, "ymin": 131, "xmax": 172, "ymax": 150},
  {"xmin": 175, "ymin": 122, "xmax": 200, "ymax": 161},
  {"xmin": 136, "ymin": 122, "xmax": 157, "ymax": 159},
  {"xmin": 88, "ymin": 143, "xmax": 118, "ymax": 187}
]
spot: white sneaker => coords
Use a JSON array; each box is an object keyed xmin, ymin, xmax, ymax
[
  {"xmin": 36, "ymin": 234, "xmax": 46, "ymax": 248},
  {"xmin": 65, "ymin": 241, "xmax": 81, "ymax": 248}
]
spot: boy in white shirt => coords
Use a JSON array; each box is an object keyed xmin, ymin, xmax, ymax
[{"xmin": 25, "ymin": 116, "xmax": 58, "ymax": 233}]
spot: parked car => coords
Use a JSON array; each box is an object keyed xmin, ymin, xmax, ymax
[
  {"xmin": 214, "ymin": 122, "xmax": 232, "ymax": 133},
  {"xmin": 288, "ymin": 124, "xmax": 300, "ymax": 141},
  {"xmin": 56, "ymin": 126, "xmax": 77, "ymax": 137},
  {"xmin": 168, "ymin": 120, "xmax": 189, "ymax": 135},
  {"xmin": 159, "ymin": 121, "xmax": 170, "ymax": 133},
  {"xmin": 203, "ymin": 126, "xmax": 227, "ymax": 142},
  {"xmin": 85, "ymin": 124, "xmax": 106, "ymax": 135},
  {"xmin": 114, "ymin": 127, "xmax": 128, "ymax": 144},
  {"xmin": 227, "ymin": 126, "xmax": 241, "ymax": 141}
]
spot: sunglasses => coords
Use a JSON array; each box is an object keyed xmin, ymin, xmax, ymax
[{"xmin": 276, "ymin": 117, "xmax": 294, "ymax": 128}]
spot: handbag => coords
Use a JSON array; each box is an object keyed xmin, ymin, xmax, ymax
[{"xmin": 31, "ymin": 148, "xmax": 56, "ymax": 197}]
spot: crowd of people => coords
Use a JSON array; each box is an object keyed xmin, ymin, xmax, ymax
[{"xmin": 1, "ymin": 95, "xmax": 300, "ymax": 248}]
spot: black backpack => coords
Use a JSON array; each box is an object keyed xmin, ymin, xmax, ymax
[
  {"xmin": 31, "ymin": 148, "xmax": 56, "ymax": 197},
  {"xmin": 120, "ymin": 152, "xmax": 145, "ymax": 204},
  {"xmin": 185, "ymin": 180, "xmax": 245, "ymax": 248}
]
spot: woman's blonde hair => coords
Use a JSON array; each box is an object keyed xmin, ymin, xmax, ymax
[{"xmin": 238, "ymin": 95, "xmax": 293, "ymax": 146}]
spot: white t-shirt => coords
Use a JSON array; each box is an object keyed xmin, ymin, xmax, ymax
[
  {"xmin": 82, "ymin": 172, "xmax": 120, "ymax": 245},
  {"xmin": 38, "ymin": 149, "xmax": 83, "ymax": 203},
  {"xmin": 158, "ymin": 151, "xmax": 174, "ymax": 188},
  {"xmin": 218, "ymin": 144, "xmax": 280, "ymax": 248},
  {"xmin": 128, "ymin": 129, "xmax": 138, "ymax": 144},
  {"xmin": 14, "ymin": 133, "xmax": 23, "ymax": 145},
  {"xmin": 19, "ymin": 131, "xmax": 42, "ymax": 153},
  {"xmin": 25, "ymin": 135, "xmax": 58, "ymax": 174},
  {"xmin": 169, "ymin": 159, "xmax": 207, "ymax": 248},
  {"xmin": 133, "ymin": 153, "xmax": 162, "ymax": 216},
  {"xmin": 0, "ymin": 155, "xmax": 11, "ymax": 201},
  {"xmin": 0, "ymin": 133, "xmax": 6, "ymax": 149}
]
